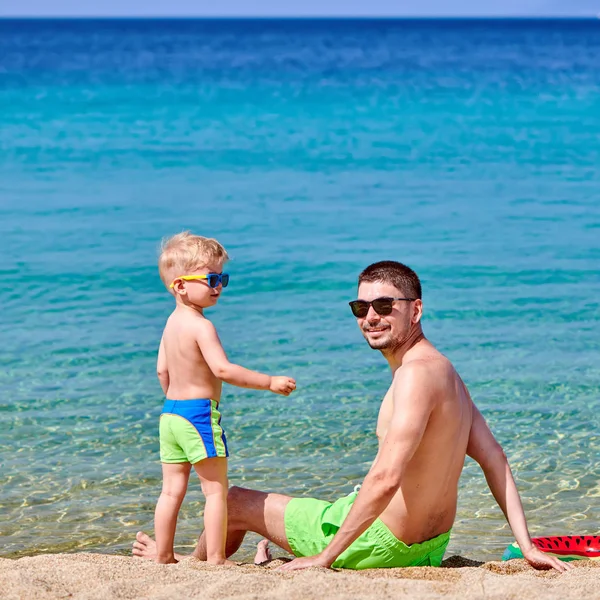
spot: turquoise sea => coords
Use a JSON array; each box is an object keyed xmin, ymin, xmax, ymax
[{"xmin": 1, "ymin": 18, "xmax": 599, "ymax": 561}]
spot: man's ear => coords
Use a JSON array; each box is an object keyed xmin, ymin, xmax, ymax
[{"xmin": 412, "ymin": 299, "xmax": 423, "ymax": 324}]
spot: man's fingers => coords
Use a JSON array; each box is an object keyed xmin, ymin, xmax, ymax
[
  {"xmin": 557, "ymin": 558, "xmax": 573, "ymax": 572},
  {"xmin": 546, "ymin": 557, "xmax": 568, "ymax": 573},
  {"xmin": 552, "ymin": 560, "xmax": 565, "ymax": 573}
]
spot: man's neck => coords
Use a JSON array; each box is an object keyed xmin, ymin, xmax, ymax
[{"xmin": 383, "ymin": 326, "xmax": 426, "ymax": 374}]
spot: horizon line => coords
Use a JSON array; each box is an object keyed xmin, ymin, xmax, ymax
[{"xmin": 0, "ymin": 15, "xmax": 598, "ymax": 20}]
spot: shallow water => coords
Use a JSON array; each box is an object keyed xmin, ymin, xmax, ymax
[{"xmin": 0, "ymin": 18, "xmax": 599, "ymax": 561}]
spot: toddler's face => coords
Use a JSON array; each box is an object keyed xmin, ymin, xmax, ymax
[{"xmin": 173, "ymin": 261, "xmax": 226, "ymax": 309}]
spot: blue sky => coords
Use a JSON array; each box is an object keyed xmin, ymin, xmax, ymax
[{"xmin": 0, "ymin": 0, "xmax": 596, "ymax": 17}]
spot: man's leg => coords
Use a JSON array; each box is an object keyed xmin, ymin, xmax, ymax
[
  {"xmin": 133, "ymin": 486, "xmax": 294, "ymax": 561},
  {"xmin": 192, "ymin": 485, "xmax": 294, "ymax": 560}
]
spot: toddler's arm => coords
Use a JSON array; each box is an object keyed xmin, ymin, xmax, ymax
[
  {"xmin": 195, "ymin": 319, "xmax": 296, "ymax": 396},
  {"xmin": 157, "ymin": 336, "xmax": 170, "ymax": 394}
]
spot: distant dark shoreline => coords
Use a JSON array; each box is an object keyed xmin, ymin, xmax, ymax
[
  {"xmin": 1, "ymin": 17, "xmax": 598, "ymax": 32},
  {"xmin": 0, "ymin": 16, "xmax": 598, "ymax": 22}
]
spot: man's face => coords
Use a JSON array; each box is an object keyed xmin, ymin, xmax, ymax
[{"xmin": 354, "ymin": 280, "xmax": 416, "ymax": 352}]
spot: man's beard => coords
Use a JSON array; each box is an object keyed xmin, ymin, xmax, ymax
[
  {"xmin": 366, "ymin": 335, "xmax": 401, "ymax": 352},
  {"xmin": 362, "ymin": 326, "xmax": 407, "ymax": 353}
]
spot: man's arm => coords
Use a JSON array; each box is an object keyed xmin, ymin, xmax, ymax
[
  {"xmin": 467, "ymin": 404, "xmax": 570, "ymax": 572},
  {"xmin": 281, "ymin": 363, "xmax": 436, "ymax": 571},
  {"xmin": 157, "ymin": 336, "xmax": 169, "ymax": 395}
]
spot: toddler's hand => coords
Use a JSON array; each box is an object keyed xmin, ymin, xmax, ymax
[{"xmin": 269, "ymin": 376, "xmax": 296, "ymax": 396}]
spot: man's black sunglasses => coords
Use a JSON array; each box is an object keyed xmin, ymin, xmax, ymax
[{"xmin": 348, "ymin": 296, "xmax": 416, "ymax": 318}]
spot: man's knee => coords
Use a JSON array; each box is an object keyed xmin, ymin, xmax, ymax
[
  {"xmin": 227, "ymin": 485, "xmax": 246, "ymax": 505},
  {"xmin": 226, "ymin": 486, "xmax": 250, "ymax": 525},
  {"xmin": 226, "ymin": 486, "xmax": 265, "ymax": 530}
]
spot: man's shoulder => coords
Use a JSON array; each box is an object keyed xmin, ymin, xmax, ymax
[
  {"xmin": 392, "ymin": 354, "xmax": 457, "ymax": 404},
  {"xmin": 395, "ymin": 352, "xmax": 453, "ymax": 380},
  {"xmin": 393, "ymin": 358, "xmax": 431, "ymax": 379},
  {"xmin": 391, "ymin": 360, "xmax": 439, "ymax": 400}
]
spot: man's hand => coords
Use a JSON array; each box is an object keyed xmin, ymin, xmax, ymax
[
  {"xmin": 269, "ymin": 376, "xmax": 296, "ymax": 396},
  {"xmin": 522, "ymin": 546, "xmax": 574, "ymax": 573},
  {"xmin": 278, "ymin": 554, "xmax": 331, "ymax": 571}
]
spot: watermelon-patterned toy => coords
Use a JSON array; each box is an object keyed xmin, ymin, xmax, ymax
[{"xmin": 503, "ymin": 536, "xmax": 600, "ymax": 562}]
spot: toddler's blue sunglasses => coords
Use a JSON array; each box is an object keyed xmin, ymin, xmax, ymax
[{"xmin": 170, "ymin": 273, "xmax": 230, "ymax": 289}]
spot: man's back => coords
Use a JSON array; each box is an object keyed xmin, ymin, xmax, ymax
[{"xmin": 378, "ymin": 340, "xmax": 473, "ymax": 544}]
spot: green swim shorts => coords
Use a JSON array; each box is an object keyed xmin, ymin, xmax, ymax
[
  {"xmin": 159, "ymin": 399, "xmax": 228, "ymax": 464},
  {"xmin": 284, "ymin": 491, "xmax": 451, "ymax": 570}
]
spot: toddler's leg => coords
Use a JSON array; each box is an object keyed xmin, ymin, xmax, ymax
[
  {"xmin": 193, "ymin": 457, "xmax": 234, "ymax": 565},
  {"xmin": 155, "ymin": 462, "xmax": 191, "ymax": 564}
]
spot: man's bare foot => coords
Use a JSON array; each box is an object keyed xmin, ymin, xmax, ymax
[
  {"xmin": 132, "ymin": 531, "xmax": 185, "ymax": 562},
  {"xmin": 254, "ymin": 539, "xmax": 272, "ymax": 565}
]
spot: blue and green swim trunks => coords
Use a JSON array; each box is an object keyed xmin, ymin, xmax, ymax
[
  {"xmin": 284, "ymin": 491, "xmax": 451, "ymax": 570},
  {"xmin": 159, "ymin": 399, "xmax": 229, "ymax": 464}
]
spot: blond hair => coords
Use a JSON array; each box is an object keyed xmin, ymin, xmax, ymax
[{"xmin": 158, "ymin": 231, "xmax": 229, "ymax": 289}]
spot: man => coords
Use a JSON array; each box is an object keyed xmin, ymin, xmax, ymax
[{"xmin": 134, "ymin": 261, "xmax": 568, "ymax": 572}]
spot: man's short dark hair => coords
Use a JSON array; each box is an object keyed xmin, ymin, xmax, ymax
[{"xmin": 358, "ymin": 261, "xmax": 422, "ymax": 300}]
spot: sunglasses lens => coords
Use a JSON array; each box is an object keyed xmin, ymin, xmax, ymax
[
  {"xmin": 221, "ymin": 274, "xmax": 229, "ymax": 288},
  {"xmin": 372, "ymin": 298, "xmax": 394, "ymax": 315},
  {"xmin": 206, "ymin": 274, "xmax": 219, "ymax": 288},
  {"xmin": 349, "ymin": 301, "xmax": 369, "ymax": 318}
]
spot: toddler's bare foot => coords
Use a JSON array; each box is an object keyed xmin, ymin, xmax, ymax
[
  {"xmin": 254, "ymin": 539, "xmax": 272, "ymax": 565},
  {"xmin": 208, "ymin": 557, "xmax": 238, "ymax": 567}
]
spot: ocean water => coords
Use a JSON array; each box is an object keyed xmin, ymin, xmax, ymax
[{"xmin": 1, "ymin": 18, "xmax": 599, "ymax": 562}]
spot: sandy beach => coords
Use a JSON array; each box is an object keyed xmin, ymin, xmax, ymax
[{"xmin": 2, "ymin": 553, "xmax": 598, "ymax": 600}]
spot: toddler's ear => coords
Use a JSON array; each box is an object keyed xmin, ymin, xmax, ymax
[{"xmin": 172, "ymin": 280, "xmax": 187, "ymax": 295}]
